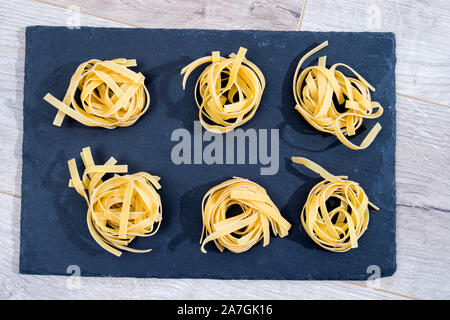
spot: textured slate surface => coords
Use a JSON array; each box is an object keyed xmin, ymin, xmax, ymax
[{"xmin": 20, "ymin": 27, "xmax": 396, "ymax": 280}]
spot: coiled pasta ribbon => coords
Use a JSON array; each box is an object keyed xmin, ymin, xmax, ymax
[
  {"xmin": 292, "ymin": 157, "xmax": 379, "ymax": 252},
  {"xmin": 181, "ymin": 48, "xmax": 265, "ymax": 133},
  {"xmin": 68, "ymin": 147, "xmax": 162, "ymax": 257},
  {"xmin": 293, "ymin": 41, "xmax": 383, "ymax": 150},
  {"xmin": 44, "ymin": 58, "xmax": 150, "ymax": 129},
  {"xmin": 200, "ymin": 177, "xmax": 291, "ymax": 253}
]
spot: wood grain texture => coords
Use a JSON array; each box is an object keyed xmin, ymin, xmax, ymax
[
  {"xmin": 299, "ymin": 0, "xmax": 450, "ymax": 107},
  {"xmin": 0, "ymin": 0, "xmax": 449, "ymax": 299},
  {"xmin": 374, "ymin": 95, "xmax": 450, "ymax": 299},
  {"xmin": 40, "ymin": 0, "xmax": 304, "ymax": 30}
]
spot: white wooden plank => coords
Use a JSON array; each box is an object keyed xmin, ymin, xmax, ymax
[
  {"xmin": 379, "ymin": 203, "xmax": 450, "ymax": 299},
  {"xmin": 361, "ymin": 95, "xmax": 450, "ymax": 299},
  {"xmin": 299, "ymin": 0, "xmax": 450, "ymax": 106},
  {"xmin": 40, "ymin": 0, "xmax": 304, "ymax": 30},
  {"xmin": 395, "ymin": 96, "xmax": 450, "ymax": 211}
]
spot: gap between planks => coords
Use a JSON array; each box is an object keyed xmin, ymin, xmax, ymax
[
  {"xmin": 396, "ymin": 92, "xmax": 450, "ymax": 109},
  {"xmin": 343, "ymin": 281, "xmax": 418, "ymax": 300},
  {"xmin": 0, "ymin": 190, "xmax": 21, "ymax": 199},
  {"xmin": 296, "ymin": 0, "xmax": 308, "ymax": 31},
  {"xmin": 35, "ymin": 0, "xmax": 141, "ymax": 28}
]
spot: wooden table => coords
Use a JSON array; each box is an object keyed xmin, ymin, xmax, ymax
[{"xmin": 0, "ymin": 0, "xmax": 448, "ymax": 300}]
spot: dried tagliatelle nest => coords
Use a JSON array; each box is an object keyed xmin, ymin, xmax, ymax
[
  {"xmin": 200, "ymin": 177, "xmax": 291, "ymax": 253},
  {"xmin": 181, "ymin": 48, "xmax": 265, "ymax": 133},
  {"xmin": 68, "ymin": 147, "xmax": 162, "ymax": 256},
  {"xmin": 292, "ymin": 157, "xmax": 379, "ymax": 252},
  {"xmin": 293, "ymin": 41, "xmax": 383, "ymax": 150},
  {"xmin": 44, "ymin": 58, "xmax": 150, "ymax": 129}
]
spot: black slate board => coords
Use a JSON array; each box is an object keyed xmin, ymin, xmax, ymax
[{"xmin": 20, "ymin": 27, "xmax": 396, "ymax": 280}]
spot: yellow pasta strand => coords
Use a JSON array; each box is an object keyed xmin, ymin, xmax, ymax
[
  {"xmin": 200, "ymin": 177, "xmax": 291, "ymax": 253},
  {"xmin": 181, "ymin": 48, "xmax": 265, "ymax": 133},
  {"xmin": 68, "ymin": 147, "xmax": 162, "ymax": 257},
  {"xmin": 293, "ymin": 41, "xmax": 383, "ymax": 150},
  {"xmin": 44, "ymin": 58, "xmax": 150, "ymax": 129},
  {"xmin": 292, "ymin": 157, "xmax": 379, "ymax": 252}
]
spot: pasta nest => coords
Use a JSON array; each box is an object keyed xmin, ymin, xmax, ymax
[
  {"xmin": 181, "ymin": 48, "xmax": 265, "ymax": 133},
  {"xmin": 68, "ymin": 147, "xmax": 162, "ymax": 257},
  {"xmin": 200, "ymin": 177, "xmax": 291, "ymax": 253},
  {"xmin": 292, "ymin": 157, "xmax": 379, "ymax": 252},
  {"xmin": 44, "ymin": 58, "xmax": 150, "ymax": 129},
  {"xmin": 293, "ymin": 41, "xmax": 383, "ymax": 150}
]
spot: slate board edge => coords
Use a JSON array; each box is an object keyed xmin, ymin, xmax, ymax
[{"xmin": 19, "ymin": 26, "xmax": 397, "ymax": 280}]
